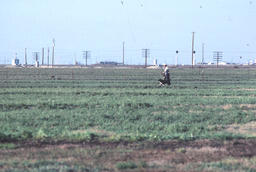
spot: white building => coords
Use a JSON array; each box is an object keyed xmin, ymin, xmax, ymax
[{"xmin": 12, "ymin": 59, "xmax": 19, "ymax": 66}]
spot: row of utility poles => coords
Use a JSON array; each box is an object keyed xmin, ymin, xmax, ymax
[
  {"xmin": 21, "ymin": 34, "xmax": 220, "ymax": 67},
  {"xmin": 24, "ymin": 47, "xmax": 52, "ymax": 67},
  {"xmin": 23, "ymin": 39, "xmax": 55, "ymax": 67},
  {"xmin": 81, "ymin": 36, "xmax": 206, "ymax": 68},
  {"xmin": 192, "ymin": 32, "xmax": 223, "ymax": 68},
  {"xmin": 140, "ymin": 32, "xmax": 207, "ymax": 68}
]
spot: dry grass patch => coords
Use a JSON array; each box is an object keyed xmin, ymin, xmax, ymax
[
  {"xmin": 185, "ymin": 147, "xmax": 226, "ymax": 154},
  {"xmin": 151, "ymin": 111, "xmax": 177, "ymax": 115},
  {"xmin": 202, "ymin": 157, "xmax": 256, "ymax": 171},
  {"xmin": 235, "ymin": 88, "xmax": 256, "ymax": 91},
  {"xmin": 71, "ymin": 127, "xmax": 116, "ymax": 137},
  {"xmin": 223, "ymin": 157, "xmax": 256, "ymax": 169},
  {"xmin": 239, "ymin": 104, "xmax": 256, "ymax": 109},
  {"xmin": 189, "ymin": 110, "xmax": 204, "ymax": 114},
  {"xmin": 226, "ymin": 121, "xmax": 256, "ymax": 137},
  {"xmin": 222, "ymin": 104, "xmax": 232, "ymax": 110}
]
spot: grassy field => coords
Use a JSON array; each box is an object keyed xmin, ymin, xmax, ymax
[{"xmin": 0, "ymin": 66, "xmax": 256, "ymax": 171}]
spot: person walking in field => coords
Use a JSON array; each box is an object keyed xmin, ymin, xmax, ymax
[{"xmin": 158, "ymin": 64, "xmax": 171, "ymax": 86}]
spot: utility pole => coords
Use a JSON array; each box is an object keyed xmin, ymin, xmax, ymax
[
  {"xmin": 24, "ymin": 48, "xmax": 27, "ymax": 67},
  {"xmin": 52, "ymin": 38, "xmax": 55, "ymax": 67},
  {"xmin": 192, "ymin": 32, "xmax": 195, "ymax": 68},
  {"xmin": 142, "ymin": 49, "xmax": 150, "ymax": 68},
  {"xmin": 176, "ymin": 50, "xmax": 179, "ymax": 66},
  {"xmin": 213, "ymin": 51, "xmax": 223, "ymax": 68},
  {"xmin": 47, "ymin": 47, "xmax": 50, "ymax": 67},
  {"xmin": 122, "ymin": 41, "xmax": 125, "ymax": 65},
  {"xmin": 82, "ymin": 50, "xmax": 90, "ymax": 66},
  {"xmin": 202, "ymin": 43, "xmax": 205, "ymax": 64},
  {"xmin": 42, "ymin": 48, "xmax": 44, "ymax": 65},
  {"xmin": 33, "ymin": 52, "xmax": 40, "ymax": 67}
]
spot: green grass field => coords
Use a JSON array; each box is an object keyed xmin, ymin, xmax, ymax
[
  {"xmin": 0, "ymin": 66, "xmax": 256, "ymax": 171},
  {"xmin": 1, "ymin": 67, "xmax": 256, "ymax": 142}
]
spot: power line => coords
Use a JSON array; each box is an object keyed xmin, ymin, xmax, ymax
[
  {"xmin": 122, "ymin": 42, "xmax": 125, "ymax": 65},
  {"xmin": 213, "ymin": 51, "xmax": 223, "ymax": 68},
  {"xmin": 82, "ymin": 50, "xmax": 91, "ymax": 66},
  {"xmin": 52, "ymin": 39, "xmax": 55, "ymax": 67},
  {"xmin": 202, "ymin": 43, "xmax": 205, "ymax": 64},
  {"xmin": 42, "ymin": 48, "xmax": 44, "ymax": 65},
  {"xmin": 192, "ymin": 32, "xmax": 195, "ymax": 67},
  {"xmin": 142, "ymin": 48, "xmax": 150, "ymax": 67},
  {"xmin": 47, "ymin": 48, "xmax": 50, "ymax": 67},
  {"xmin": 24, "ymin": 48, "xmax": 27, "ymax": 67}
]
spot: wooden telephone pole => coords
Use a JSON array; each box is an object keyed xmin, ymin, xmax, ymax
[
  {"xmin": 42, "ymin": 48, "xmax": 44, "ymax": 65},
  {"xmin": 122, "ymin": 42, "xmax": 125, "ymax": 65},
  {"xmin": 47, "ymin": 47, "xmax": 50, "ymax": 67},
  {"xmin": 142, "ymin": 49, "xmax": 150, "ymax": 68},
  {"xmin": 24, "ymin": 48, "xmax": 27, "ymax": 67},
  {"xmin": 82, "ymin": 50, "xmax": 90, "ymax": 66},
  {"xmin": 192, "ymin": 32, "xmax": 195, "ymax": 67},
  {"xmin": 202, "ymin": 43, "xmax": 205, "ymax": 64},
  {"xmin": 52, "ymin": 38, "xmax": 55, "ymax": 67}
]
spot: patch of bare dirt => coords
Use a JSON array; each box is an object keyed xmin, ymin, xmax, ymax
[{"xmin": 1, "ymin": 139, "xmax": 256, "ymax": 171}]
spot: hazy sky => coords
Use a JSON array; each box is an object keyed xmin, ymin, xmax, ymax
[{"xmin": 0, "ymin": 0, "xmax": 256, "ymax": 65}]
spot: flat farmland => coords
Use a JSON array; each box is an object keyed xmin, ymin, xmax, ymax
[{"xmin": 0, "ymin": 67, "xmax": 256, "ymax": 171}]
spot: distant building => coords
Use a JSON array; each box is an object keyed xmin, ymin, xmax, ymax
[
  {"xmin": 153, "ymin": 59, "xmax": 158, "ymax": 66},
  {"xmin": 12, "ymin": 59, "xmax": 19, "ymax": 66},
  {"xmin": 12, "ymin": 53, "xmax": 19, "ymax": 66},
  {"xmin": 219, "ymin": 61, "xmax": 227, "ymax": 65},
  {"xmin": 99, "ymin": 61, "xmax": 119, "ymax": 65},
  {"xmin": 197, "ymin": 62, "xmax": 208, "ymax": 65},
  {"xmin": 35, "ymin": 60, "xmax": 40, "ymax": 67}
]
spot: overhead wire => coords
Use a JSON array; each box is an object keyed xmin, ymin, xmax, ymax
[
  {"xmin": 137, "ymin": 0, "xmax": 144, "ymax": 7},
  {"xmin": 120, "ymin": 0, "xmax": 137, "ymax": 43}
]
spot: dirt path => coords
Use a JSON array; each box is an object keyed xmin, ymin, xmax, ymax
[{"xmin": 1, "ymin": 139, "xmax": 256, "ymax": 171}]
